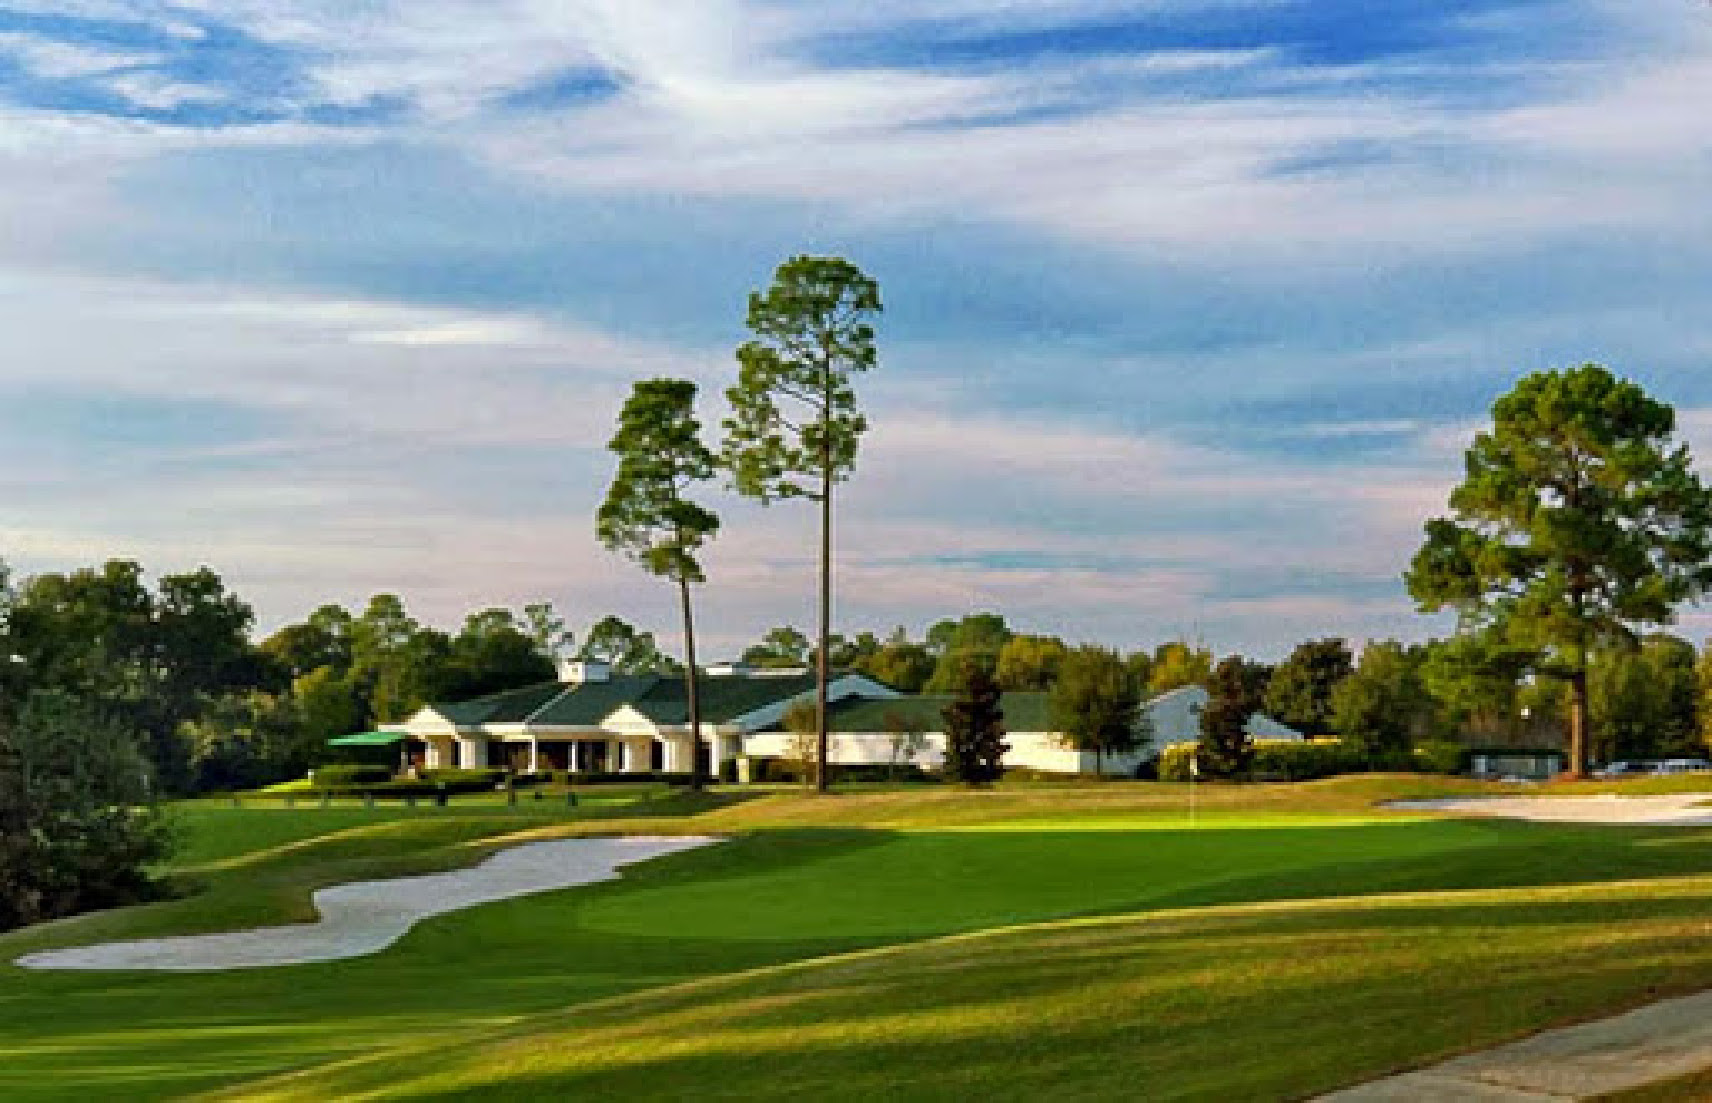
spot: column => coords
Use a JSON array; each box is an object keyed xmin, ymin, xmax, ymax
[{"xmin": 528, "ymin": 739, "xmax": 540, "ymax": 774}]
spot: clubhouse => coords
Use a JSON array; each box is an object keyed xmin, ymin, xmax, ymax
[{"xmin": 367, "ymin": 660, "xmax": 1301, "ymax": 777}]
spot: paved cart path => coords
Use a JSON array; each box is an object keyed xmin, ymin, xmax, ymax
[
  {"xmin": 1319, "ymin": 986, "xmax": 1712, "ymax": 1101},
  {"xmin": 1326, "ymin": 792, "xmax": 1712, "ymax": 1099},
  {"xmin": 15, "ymin": 835, "xmax": 717, "ymax": 972}
]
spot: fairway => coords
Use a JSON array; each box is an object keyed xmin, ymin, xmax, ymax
[{"xmin": 6, "ymin": 778, "xmax": 1712, "ymax": 1100}]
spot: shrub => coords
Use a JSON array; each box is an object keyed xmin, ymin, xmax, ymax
[
  {"xmin": 1252, "ymin": 739, "xmax": 1365, "ymax": 780},
  {"xmin": 309, "ymin": 764, "xmax": 392, "ymax": 787},
  {"xmin": 750, "ymin": 758, "xmax": 805, "ymax": 784},
  {"xmin": 1158, "ymin": 739, "xmax": 1363, "ymax": 782},
  {"xmin": 0, "ymin": 691, "xmax": 172, "ymax": 932},
  {"xmin": 564, "ymin": 770, "xmax": 706, "ymax": 786},
  {"xmin": 422, "ymin": 767, "xmax": 506, "ymax": 789},
  {"xmin": 828, "ymin": 763, "xmax": 932, "ymax": 784},
  {"xmin": 1157, "ymin": 745, "xmax": 1195, "ymax": 781},
  {"xmin": 1413, "ymin": 740, "xmax": 1468, "ymax": 775}
]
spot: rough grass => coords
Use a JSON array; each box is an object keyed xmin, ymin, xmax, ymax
[
  {"xmin": 4, "ymin": 775, "xmax": 1712, "ymax": 1101},
  {"xmin": 219, "ymin": 875, "xmax": 1712, "ymax": 1102}
]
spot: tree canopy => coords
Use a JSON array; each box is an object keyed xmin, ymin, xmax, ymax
[
  {"xmin": 1263, "ymin": 638, "xmax": 1353, "ymax": 734},
  {"xmin": 578, "ymin": 615, "xmax": 680, "ymax": 674},
  {"xmin": 599, "ymin": 377, "xmax": 721, "ymax": 787},
  {"xmin": 1407, "ymin": 364, "xmax": 1712, "ymax": 775},
  {"xmin": 1049, "ymin": 645, "xmax": 1146, "ymax": 775},
  {"xmin": 723, "ymin": 254, "xmax": 881, "ymax": 792}
]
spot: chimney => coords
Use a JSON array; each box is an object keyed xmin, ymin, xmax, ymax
[{"xmin": 557, "ymin": 659, "xmax": 611, "ymax": 684}]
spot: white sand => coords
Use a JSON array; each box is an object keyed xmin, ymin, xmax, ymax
[
  {"xmin": 1389, "ymin": 793, "xmax": 1712, "ymax": 826},
  {"xmin": 15, "ymin": 835, "xmax": 717, "ymax": 972}
]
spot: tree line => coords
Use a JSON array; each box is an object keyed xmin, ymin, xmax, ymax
[{"xmin": 6, "ymin": 555, "xmax": 1708, "ymax": 803}]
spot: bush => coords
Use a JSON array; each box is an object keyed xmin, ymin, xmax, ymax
[
  {"xmin": 309, "ymin": 764, "xmax": 392, "ymax": 787},
  {"xmin": 1413, "ymin": 740, "xmax": 1469, "ymax": 775},
  {"xmin": 750, "ymin": 758, "xmax": 804, "ymax": 784},
  {"xmin": 0, "ymin": 691, "xmax": 172, "ymax": 932},
  {"xmin": 1253, "ymin": 739, "xmax": 1365, "ymax": 780},
  {"xmin": 1158, "ymin": 739, "xmax": 1364, "ymax": 782},
  {"xmin": 829, "ymin": 763, "xmax": 932, "ymax": 784},
  {"xmin": 421, "ymin": 767, "xmax": 506, "ymax": 790},
  {"xmin": 564, "ymin": 770, "xmax": 706, "ymax": 786}
]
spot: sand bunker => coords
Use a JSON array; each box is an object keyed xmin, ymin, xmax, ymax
[
  {"xmin": 16, "ymin": 835, "xmax": 717, "ymax": 972},
  {"xmin": 1390, "ymin": 793, "xmax": 1712, "ymax": 826}
]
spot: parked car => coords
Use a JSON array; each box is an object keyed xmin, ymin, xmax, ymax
[
  {"xmin": 1655, "ymin": 758, "xmax": 1712, "ymax": 775},
  {"xmin": 1594, "ymin": 761, "xmax": 1651, "ymax": 778}
]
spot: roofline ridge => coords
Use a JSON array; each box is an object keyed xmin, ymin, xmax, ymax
[
  {"xmin": 429, "ymin": 677, "xmax": 561, "ymax": 712},
  {"xmin": 520, "ymin": 682, "xmax": 579, "ymax": 724}
]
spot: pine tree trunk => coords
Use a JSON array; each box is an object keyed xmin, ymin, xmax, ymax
[
  {"xmin": 816, "ymin": 449, "xmax": 832, "ymax": 794},
  {"xmin": 678, "ymin": 574, "xmax": 704, "ymax": 791},
  {"xmin": 1568, "ymin": 667, "xmax": 1589, "ymax": 779}
]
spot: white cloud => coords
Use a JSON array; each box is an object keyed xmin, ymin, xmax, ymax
[{"xmin": 0, "ymin": 31, "xmax": 160, "ymax": 80}]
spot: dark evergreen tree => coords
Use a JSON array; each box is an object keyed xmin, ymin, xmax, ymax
[
  {"xmin": 1199, "ymin": 656, "xmax": 1261, "ymax": 778},
  {"xmin": 942, "ymin": 660, "xmax": 1008, "ymax": 786}
]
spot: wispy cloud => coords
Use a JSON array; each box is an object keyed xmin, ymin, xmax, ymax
[{"xmin": 1, "ymin": 2, "xmax": 1709, "ymax": 657}]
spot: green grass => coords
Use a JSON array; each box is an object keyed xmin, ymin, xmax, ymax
[{"xmin": 4, "ymin": 776, "xmax": 1712, "ymax": 1101}]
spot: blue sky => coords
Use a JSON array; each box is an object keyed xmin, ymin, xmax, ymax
[{"xmin": 0, "ymin": 0, "xmax": 1709, "ymax": 659}]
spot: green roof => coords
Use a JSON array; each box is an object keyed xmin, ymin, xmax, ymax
[
  {"xmin": 527, "ymin": 675, "xmax": 664, "ymax": 725},
  {"xmin": 628, "ymin": 671, "xmax": 822, "ymax": 725},
  {"xmin": 433, "ymin": 680, "xmax": 577, "ymax": 725},
  {"xmin": 327, "ymin": 730, "xmax": 405, "ymax": 747},
  {"xmin": 775, "ymin": 691, "xmax": 1054, "ymax": 734},
  {"xmin": 422, "ymin": 670, "xmax": 886, "ymax": 731}
]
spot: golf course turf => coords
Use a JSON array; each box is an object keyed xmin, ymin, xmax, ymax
[{"xmin": 6, "ymin": 777, "xmax": 1712, "ymax": 1100}]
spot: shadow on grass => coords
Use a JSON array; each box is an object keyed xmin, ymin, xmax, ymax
[
  {"xmin": 245, "ymin": 882, "xmax": 1712, "ymax": 1103},
  {"xmin": 16, "ymin": 818, "xmax": 1712, "ymax": 1102}
]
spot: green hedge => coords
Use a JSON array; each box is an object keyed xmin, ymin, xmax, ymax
[
  {"xmin": 1157, "ymin": 739, "xmax": 1365, "ymax": 782},
  {"xmin": 560, "ymin": 771, "xmax": 708, "ymax": 786},
  {"xmin": 422, "ymin": 767, "xmax": 506, "ymax": 789},
  {"xmin": 309, "ymin": 764, "xmax": 392, "ymax": 787},
  {"xmin": 1157, "ymin": 738, "xmax": 1471, "ymax": 781},
  {"xmin": 306, "ymin": 766, "xmax": 507, "ymax": 796},
  {"xmin": 744, "ymin": 760, "xmax": 933, "ymax": 785}
]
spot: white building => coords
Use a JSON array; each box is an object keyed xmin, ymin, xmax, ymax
[{"xmin": 367, "ymin": 663, "xmax": 1300, "ymax": 778}]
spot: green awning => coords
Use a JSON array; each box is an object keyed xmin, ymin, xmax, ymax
[{"xmin": 327, "ymin": 730, "xmax": 407, "ymax": 747}]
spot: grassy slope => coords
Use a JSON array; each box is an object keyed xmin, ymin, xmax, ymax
[
  {"xmin": 3, "ymin": 776, "xmax": 1710, "ymax": 1100},
  {"xmin": 223, "ymin": 877, "xmax": 1712, "ymax": 1102}
]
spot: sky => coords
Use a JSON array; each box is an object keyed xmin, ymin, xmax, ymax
[{"xmin": 0, "ymin": 1, "xmax": 1709, "ymax": 661}]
